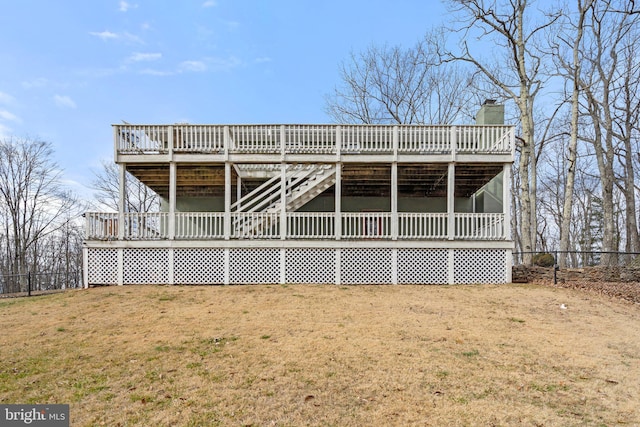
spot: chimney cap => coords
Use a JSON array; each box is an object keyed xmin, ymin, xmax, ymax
[{"xmin": 483, "ymin": 99, "xmax": 497, "ymax": 105}]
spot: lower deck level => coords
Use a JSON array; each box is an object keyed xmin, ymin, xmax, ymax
[{"xmin": 83, "ymin": 242, "xmax": 513, "ymax": 286}]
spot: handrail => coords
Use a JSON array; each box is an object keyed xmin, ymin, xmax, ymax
[
  {"xmin": 454, "ymin": 213, "xmax": 504, "ymax": 240},
  {"xmin": 114, "ymin": 124, "xmax": 515, "ymax": 156},
  {"xmin": 232, "ymin": 166, "xmax": 316, "ymax": 214},
  {"xmin": 85, "ymin": 211, "xmax": 506, "ymax": 241},
  {"xmin": 230, "ymin": 173, "xmax": 281, "ymax": 212}
]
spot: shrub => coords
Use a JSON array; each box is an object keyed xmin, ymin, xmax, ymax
[{"xmin": 532, "ymin": 253, "xmax": 555, "ymax": 267}]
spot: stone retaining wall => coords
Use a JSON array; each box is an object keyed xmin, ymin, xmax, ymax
[{"xmin": 512, "ymin": 265, "xmax": 640, "ymax": 283}]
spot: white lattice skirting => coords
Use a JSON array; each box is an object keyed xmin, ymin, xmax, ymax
[{"xmin": 85, "ymin": 247, "xmax": 510, "ymax": 285}]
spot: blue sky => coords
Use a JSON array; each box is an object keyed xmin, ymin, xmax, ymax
[{"xmin": 0, "ymin": 0, "xmax": 447, "ymax": 199}]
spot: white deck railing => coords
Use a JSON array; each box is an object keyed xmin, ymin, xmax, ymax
[
  {"xmin": 175, "ymin": 212, "xmax": 224, "ymax": 239},
  {"xmin": 454, "ymin": 213, "xmax": 504, "ymax": 240},
  {"xmin": 85, "ymin": 212, "xmax": 505, "ymax": 241},
  {"xmin": 174, "ymin": 124, "xmax": 225, "ymax": 153},
  {"xmin": 232, "ymin": 212, "xmax": 281, "ymax": 239},
  {"xmin": 287, "ymin": 212, "xmax": 336, "ymax": 238},
  {"xmin": 398, "ymin": 213, "xmax": 448, "ymax": 239},
  {"xmin": 342, "ymin": 213, "xmax": 393, "ymax": 239},
  {"xmin": 114, "ymin": 124, "xmax": 514, "ymax": 156},
  {"xmin": 86, "ymin": 212, "xmax": 119, "ymax": 240},
  {"xmin": 123, "ymin": 213, "xmax": 168, "ymax": 240}
]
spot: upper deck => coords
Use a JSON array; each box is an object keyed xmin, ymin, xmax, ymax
[{"xmin": 114, "ymin": 124, "xmax": 515, "ymax": 164}]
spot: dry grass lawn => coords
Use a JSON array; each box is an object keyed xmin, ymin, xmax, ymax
[{"xmin": 1, "ymin": 283, "xmax": 639, "ymax": 426}]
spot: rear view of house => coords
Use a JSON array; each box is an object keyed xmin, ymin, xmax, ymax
[{"xmin": 83, "ymin": 101, "xmax": 514, "ymax": 286}]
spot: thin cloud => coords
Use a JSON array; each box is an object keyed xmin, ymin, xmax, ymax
[
  {"xmin": 0, "ymin": 123, "xmax": 12, "ymax": 139},
  {"xmin": 22, "ymin": 78, "xmax": 49, "ymax": 89},
  {"xmin": 122, "ymin": 32, "xmax": 145, "ymax": 44},
  {"xmin": 202, "ymin": 1, "xmax": 217, "ymax": 7},
  {"xmin": 139, "ymin": 68, "xmax": 174, "ymax": 76},
  {"xmin": 53, "ymin": 95, "xmax": 77, "ymax": 109},
  {"xmin": 0, "ymin": 91, "xmax": 15, "ymax": 104},
  {"xmin": 119, "ymin": 1, "xmax": 137, "ymax": 12},
  {"xmin": 89, "ymin": 30, "xmax": 144, "ymax": 44},
  {"xmin": 128, "ymin": 52, "xmax": 162, "ymax": 62},
  {"xmin": 208, "ymin": 56, "xmax": 242, "ymax": 71},
  {"xmin": 225, "ymin": 20, "xmax": 240, "ymax": 30},
  {"xmin": 179, "ymin": 60, "xmax": 207, "ymax": 72},
  {"xmin": 255, "ymin": 57, "xmax": 272, "ymax": 64},
  {"xmin": 139, "ymin": 56, "xmax": 242, "ymax": 76},
  {"xmin": 0, "ymin": 110, "xmax": 21, "ymax": 123},
  {"xmin": 89, "ymin": 30, "xmax": 118, "ymax": 41}
]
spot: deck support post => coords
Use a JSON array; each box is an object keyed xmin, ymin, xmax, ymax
[
  {"xmin": 447, "ymin": 249, "xmax": 455, "ymax": 284},
  {"xmin": 117, "ymin": 248, "xmax": 124, "ymax": 286},
  {"xmin": 224, "ymin": 248, "xmax": 230, "ymax": 285},
  {"xmin": 503, "ymin": 164, "xmax": 511, "ymax": 241},
  {"xmin": 118, "ymin": 163, "xmax": 126, "ymax": 240},
  {"xmin": 224, "ymin": 162, "xmax": 231, "ymax": 240},
  {"xmin": 280, "ymin": 162, "xmax": 287, "ymax": 240},
  {"xmin": 335, "ymin": 126, "xmax": 342, "ymax": 241},
  {"xmin": 392, "ymin": 126, "xmax": 398, "ymax": 241},
  {"xmin": 280, "ymin": 248, "xmax": 286, "ymax": 285},
  {"xmin": 169, "ymin": 162, "xmax": 176, "ymax": 240},
  {"xmin": 504, "ymin": 163, "xmax": 512, "ymax": 283},
  {"xmin": 447, "ymin": 163, "xmax": 455, "ymax": 241},
  {"xmin": 391, "ymin": 248, "xmax": 398, "ymax": 284},
  {"xmin": 335, "ymin": 164, "xmax": 341, "ymax": 241},
  {"xmin": 391, "ymin": 162, "xmax": 398, "ymax": 241},
  {"xmin": 168, "ymin": 248, "xmax": 174, "ymax": 285},
  {"xmin": 82, "ymin": 247, "xmax": 89, "ymax": 288},
  {"xmin": 335, "ymin": 248, "xmax": 341, "ymax": 285}
]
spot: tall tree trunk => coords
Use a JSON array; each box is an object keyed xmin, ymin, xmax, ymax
[
  {"xmin": 559, "ymin": 0, "xmax": 593, "ymax": 268},
  {"xmin": 443, "ymin": 0, "xmax": 560, "ymax": 264}
]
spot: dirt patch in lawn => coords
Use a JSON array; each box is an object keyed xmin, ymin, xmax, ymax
[{"xmin": 1, "ymin": 283, "xmax": 639, "ymax": 426}]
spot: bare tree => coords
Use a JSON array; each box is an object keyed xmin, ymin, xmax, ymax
[
  {"xmin": 549, "ymin": 0, "xmax": 595, "ymax": 267},
  {"xmin": 325, "ymin": 33, "xmax": 476, "ymax": 125},
  {"xmin": 0, "ymin": 137, "xmax": 81, "ymax": 292},
  {"xmin": 612, "ymin": 37, "xmax": 640, "ymax": 254},
  {"xmin": 91, "ymin": 160, "xmax": 159, "ymax": 213},
  {"xmin": 578, "ymin": 0, "xmax": 640, "ymax": 264},
  {"xmin": 442, "ymin": 0, "xmax": 561, "ymax": 264}
]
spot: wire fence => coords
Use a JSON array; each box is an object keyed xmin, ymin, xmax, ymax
[
  {"xmin": 513, "ymin": 251, "xmax": 640, "ymax": 268},
  {"xmin": 0, "ymin": 272, "xmax": 83, "ymax": 296}
]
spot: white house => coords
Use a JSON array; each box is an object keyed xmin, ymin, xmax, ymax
[{"xmin": 83, "ymin": 101, "xmax": 514, "ymax": 286}]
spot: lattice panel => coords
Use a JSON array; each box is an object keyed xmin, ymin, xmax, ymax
[
  {"xmin": 398, "ymin": 249, "xmax": 448, "ymax": 284},
  {"xmin": 285, "ymin": 249, "xmax": 335, "ymax": 284},
  {"xmin": 87, "ymin": 248, "xmax": 118, "ymax": 285},
  {"xmin": 229, "ymin": 248, "xmax": 280, "ymax": 284},
  {"xmin": 123, "ymin": 249, "xmax": 169, "ymax": 284},
  {"xmin": 341, "ymin": 248, "xmax": 392, "ymax": 284},
  {"xmin": 174, "ymin": 248, "xmax": 225, "ymax": 284},
  {"xmin": 454, "ymin": 249, "xmax": 506, "ymax": 284}
]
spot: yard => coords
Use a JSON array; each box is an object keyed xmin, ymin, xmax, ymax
[{"xmin": 1, "ymin": 283, "xmax": 639, "ymax": 426}]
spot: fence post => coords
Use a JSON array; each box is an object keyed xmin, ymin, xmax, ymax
[{"xmin": 27, "ymin": 271, "xmax": 31, "ymax": 297}]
